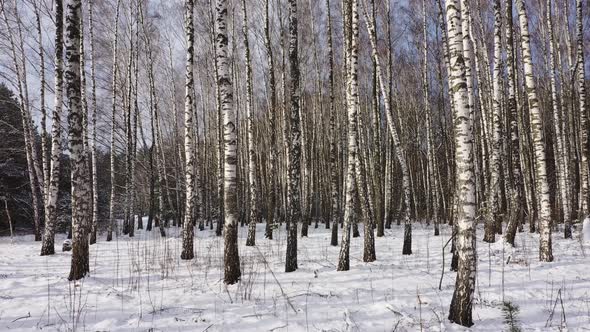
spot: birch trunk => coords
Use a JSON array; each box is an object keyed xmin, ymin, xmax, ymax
[
  {"xmin": 516, "ymin": 0, "xmax": 553, "ymax": 262},
  {"xmin": 107, "ymin": 0, "xmax": 122, "ymax": 242},
  {"xmin": 337, "ymin": 0, "xmax": 356, "ymax": 271},
  {"xmin": 504, "ymin": 0, "xmax": 525, "ymax": 246},
  {"xmin": 285, "ymin": 0, "xmax": 302, "ymax": 273},
  {"xmin": 327, "ymin": 0, "xmax": 340, "ymax": 246},
  {"xmin": 216, "ymin": 0, "xmax": 241, "ymax": 283},
  {"xmin": 264, "ymin": 0, "xmax": 277, "ymax": 240},
  {"xmin": 66, "ymin": 0, "xmax": 90, "ymax": 281},
  {"xmin": 88, "ymin": 0, "xmax": 98, "ymax": 245},
  {"xmin": 33, "ymin": 0, "xmax": 49, "ymax": 197},
  {"xmin": 362, "ymin": 0, "xmax": 413, "ymax": 255},
  {"xmin": 1, "ymin": 2, "xmax": 42, "ymax": 242},
  {"xmin": 576, "ymin": 0, "xmax": 589, "ymax": 217},
  {"xmin": 547, "ymin": 0, "xmax": 571, "ymax": 239},
  {"xmin": 40, "ymin": 0, "xmax": 64, "ymax": 255},
  {"xmin": 423, "ymin": 0, "xmax": 440, "ymax": 236},
  {"xmin": 446, "ymin": 0, "xmax": 477, "ymax": 326},
  {"xmin": 181, "ymin": 0, "xmax": 196, "ymax": 260},
  {"xmin": 243, "ymin": 0, "xmax": 259, "ymax": 247},
  {"xmin": 485, "ymin": 0, "xmax": 503, "ymax": 243},
  {"xmin": 14, "ymin": 1, "xmax": 46, "ymax": 209}
]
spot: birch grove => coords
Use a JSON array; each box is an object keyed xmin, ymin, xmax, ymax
[{"xmin": 0, "ymin": 0, "xmax": 589, "ymax": 328}]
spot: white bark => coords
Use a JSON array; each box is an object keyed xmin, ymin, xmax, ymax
[
  {"xmin": 65, "ymin": 0, "xmax": 90, "ymax": 281},
  {"xmin": 516, "ymin": 0, "xmax": 553, "ymax": 262},
  {"xmin": 446, "ymin": 0, "xmax": 477, "ymax": 326},
  {"xmin": 40, "ymin": 0, "xmax": 64, "ymax": 255}
]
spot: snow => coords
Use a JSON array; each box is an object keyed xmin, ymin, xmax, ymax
[
  {"xmin": 583, "ymin": 218, "xmax": 590, "ymax": 243},
  {"xmin": 0, "ymin": 221, "xmax": 589, "ymax": 331}
]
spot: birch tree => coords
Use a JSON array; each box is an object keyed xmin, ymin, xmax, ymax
[
  {"xmin": 576, "ymin": 0, "xmax": 589, "ymax": 217},
  {"xmin": 423, "ymin": 0, "xmax": 440, "ymax": 236},
  {"xmin": 327, "ymin": 0, "xmax": 340, "ymax": 246},
  {"xmin": 107, "ymin": 0, "xmax": 122, "ymax": 242},
  {"xmin": 243, "ymin": 0, "xmax": 259, "ymax": 247},
  {"xmin": 264, "ymin": 0, "xmax": 277, "ymax": 240},
  {"xmin": 1, "ymin": 1, "xmax": 43, "ymax": 242},
  {"xmin": 40, "ymin": 0, "xmax": 64, "ymax": 256},
  {"xmin": 181, "ymin": 0, "xmax": 196, "ymax": 260},
  {"xmin": 88, "ymin": 0, "xmax": 98, "ymax": 245},
  {"xmin": 504, "ymin": 0, "xmax": 525, "ymax": 246},
  {"xmin": 516, "ymin": 0, "xmax": 553, "ymax": 262},
  {"xmin": 284, "ymin": 0, "xmax": 302, "ymax": 273},
  {"xmin": 485, "ymin": 0, "xmax": 502, "ymax": 243},
  {"xmin": 547, "ymin": 0, "xmax": 571, "ymax": 239},
  {"xmin": 32, "ymin": 0, "xmax": 48, "ymax": 197},
  {"xmin": 446, "ymin": 0, "xmax": 477, "ymax": 326},
  {"xmin": 216, "ymin": 0, "xmax": 241, "ymax": 283},
  {"xmin": 337, "ymin": 0, "xmax": 358, "ymax": 272},
  {"xmin": 362, "ymin": 0, "xmax": 413, "ymax": 255},
  {"xmin": 65, "ymin": 0, "xmax": 91, "ymax": 281}
]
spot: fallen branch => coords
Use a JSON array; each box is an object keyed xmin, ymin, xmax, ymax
[
  {"xmin": 439, "ymin": 230, "xmax": 457, "ymax": 290},
  {"xmin": 11, "ymin": 312, "xmax": 31, "ymax": 322}
]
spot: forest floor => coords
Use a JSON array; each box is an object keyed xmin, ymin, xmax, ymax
[{"xmin": 0, "ymin": 220, "xmax": 589, "ymax": 331}]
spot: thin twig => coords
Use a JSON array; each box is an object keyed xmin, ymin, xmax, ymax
[{"xmin": 254, "ymin": 246, "xmax": 297, "ymax": 314}]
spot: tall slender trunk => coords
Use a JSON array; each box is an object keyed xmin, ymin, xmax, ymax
[
  {"xmin": 122, "ymin": 18, "xmax": 134, "ymax": 237},
  {"xmin": 576, "ymin": 0, "xmax": 589, "ymax": 217},
  {"xmin": 264, "ymin": 0, "xmax": 277, "ymax": 240},
  {"xmin": 40, "ymin": 0, "xmax": 64, "ymax": 255},
  {"xmin": 446, "ymin": 0, "xmax": 476, "ymax": 327},
  {"xmin": 504, "ymin": 0, "xmax": 525, "ymax": 246},
  {"xmin": 14, "ymin": 1, "xmax": 45, "ymax": 207},
  {"xmin": 131, "ymin": 7, "xmax": 140, "ymax": 232},
  {"xmin": 547, "ymin": 0, "xmax": 571, "ymax": 239},
  {"xmin": 140, "ymin": 1, "xmax": 164, "ymax": 234},
  {"xmin": 423, "ymin": 0, "xmax": 440, "ymax": 236},
  {"xmin": 88, "ymin": 0, "xmax": 98, "ymax": 245},
  {"xmin": 516, "ymin": 0, "xmax": 553, "ymax": 262},
  {"xmin": 1, "ymin": 2, "xmax": 42, "ymax": 242},
  {"xmin": 107, "ymin": 0, "xmax": 122, "ymax": 242},
  {"xmin": 285, "ymin": 0, "xmax": 301, "ymax": 273},
  {"xmin": 243, "ymin": 0, "xmax": 258, "ymax": 247},
  {"xmin": 485, "ymin": 0, "xmax": 503, "ymax": 243},
  {"xmin": 216, "ymin": 0, "xmax": 241, "ymax": 283},
  {"xmin": 33, "ymin": 0, "xmax": 49, "ymax": 199},
  {"xmin": 337, "ymin": 0, "xmax": 356, "ymax": 272},
  {"xmin": 327, "ymin": 0, "xmax": 339, "ymax": 246},
  {"xmin": 362, "ymin": 0, "xmax": 412, "ymax": 255},
  {"xmin": 181, "ymin": 0, "xmax": 196, "ymax": 260},
  {"xmin": 66, "ymin": 0, "xmax": 90, "ymax": 281}
]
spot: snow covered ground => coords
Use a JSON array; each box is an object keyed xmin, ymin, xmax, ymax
[{"xmin": 0, "ymin": 220, "xmax": 589, "ymax": 331}]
